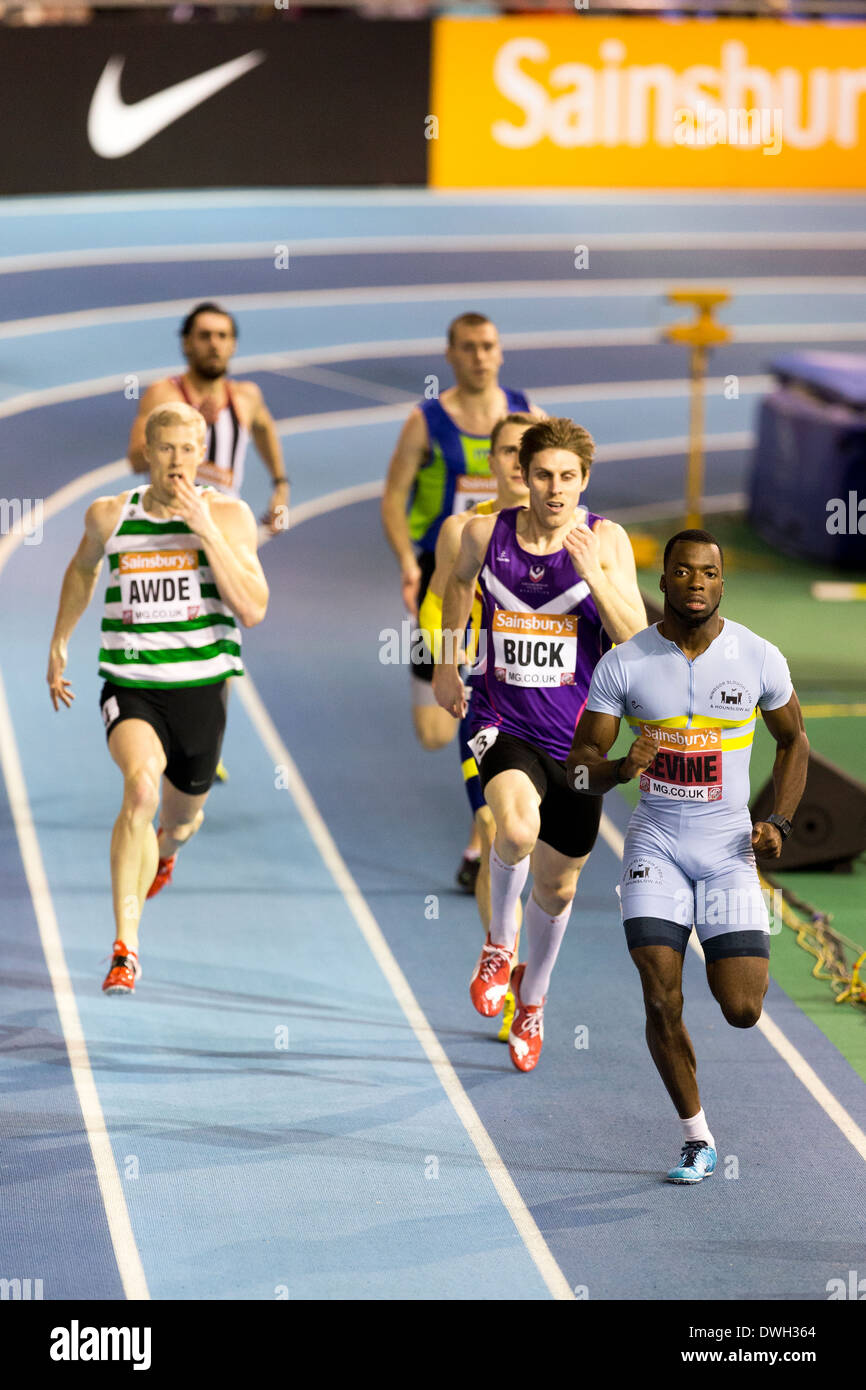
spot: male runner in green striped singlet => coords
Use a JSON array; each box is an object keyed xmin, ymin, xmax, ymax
[{"xmin": 47, "ymin": 403, "xmax": 269, "ymax": 997}]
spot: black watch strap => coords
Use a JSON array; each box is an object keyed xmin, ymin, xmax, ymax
[{"xmin": 766, "ymin": 813, "xmax": 792, "ymax": 840}]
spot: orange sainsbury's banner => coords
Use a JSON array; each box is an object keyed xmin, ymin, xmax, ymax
[{"xmin": 430, "ymin": 17, "xmax": 866, "ymax": 188}]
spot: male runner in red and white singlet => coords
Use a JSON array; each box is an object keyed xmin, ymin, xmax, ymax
[{"xmin": 127, "ymin": 301, "xmax": 289, "ymax": 533}]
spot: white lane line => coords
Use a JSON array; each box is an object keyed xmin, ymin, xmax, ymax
[
  {"xmin": 0, "ymin": 668, "xmax": 150, "ymax": 1301},
  {"xmin": 283, "ymin": 480, "xmax": 384, "ymax": 529},
  {"xmin": 595, "ymin": 818, "xmax": 866, "ymax": 1163},
  {"xmin": 0, "ymin": 442, "xmax": 846, "ymax": 1307},
  {"xmin": 235, "ymin": 674, "xmax": 575, "ymax": 1301},
  {"xmin": 271, "ymin": 363, "xmax": 417, "ymax": 405},
  {"xmin": 4, "ymin": 235, "xmax": 866, "ymax": 273},
  {"xmin": 281, "ymin": 479, "xmax": 749, "ymax": 537},
  {"xmin": 270, "ymin": 379, "xmax": 767, "ymax": 440},
  {"xmin": 0, "ymin": 445, "xmax": 751, "ymax": 576},
  {"xmin": 0, "ymin": 315, "xmax": 857, "ymax": 421},
  {"xmin": 0, "ymin": 458, "xmax": 574, "ymax": 1303},
  {"xmin": 0, "ymin": 189, "xmax": 863, "ymax": 217},
  {"xmin": 0, "ymin": 454, "xmax": 150, "ymax": 1301},
  {"xmin": 5, "ymin": 279, "xmax": 866, "ymax": 340}
]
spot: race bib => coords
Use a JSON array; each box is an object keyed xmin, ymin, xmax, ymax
[
  {"xmin": 451, "ymin": 474, "xmax": 497, "ymax": 515},
  {"xmin": 492, "ymin": 610, "xmax": 578, "ymax": 687},
  {"xmin": 195, "ymin": 460, "xmax": 235, "ymax": 493},
  {"xmin": 637, "ymin": 723, "xmax": 724, "ymax": 803},
  {"xmin": 118, "ymin": 550, "xmax": 202, "ymax": 625},
  {"xmin": 468, "ymin": 725, "xmax": 499, "ymax": 762},
  {"xmin": 102, "ymin": 695, "xmax": 120, "ymax": 729}
]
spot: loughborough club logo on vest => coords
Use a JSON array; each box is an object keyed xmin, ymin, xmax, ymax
[{"xmin": 707, "ymin": 680, "xmax": 753, "ymax": 714}]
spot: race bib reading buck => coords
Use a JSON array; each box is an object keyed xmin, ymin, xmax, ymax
[
  {"xmin": 118, "ymin": 550, "xmax": 202, "ymax": 625},
  {"xmin": 638, "ymin": 723, "xmax": 724, "ymax": 803},
  {"xmin": 451, "ymin": 474, "xmax": 498, "ymax": 515},
  {"xmin": 492, "ymin": 610, "xmax": 578, "ymax": 687}
]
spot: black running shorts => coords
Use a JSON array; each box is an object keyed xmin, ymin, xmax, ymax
[
  {"xmin": 410, "ymin": 549, "xmax": 437, "ymax": 683},
  {"xmin": 473, "ymin": 729, "xmax": 601, "ymax": 859},
  {"xmin": 100, "ymin": 680, "xmax": 228, "ymax": 796}
]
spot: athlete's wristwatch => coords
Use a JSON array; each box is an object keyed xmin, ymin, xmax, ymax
[
  {"xmin": 614, "ymin": 756, "xmax": 631, "ymax": 784},
  {"xmin": 766, "ymin": 813, "xmax": 792, "ymax": 841}
]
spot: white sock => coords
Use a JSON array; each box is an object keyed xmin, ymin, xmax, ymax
[
  {"xmin": 521, "ymin": 895, "xmax": 572, "ymax": 1005},
  {"xmin": 681, "ymin": 1110, "xmax": 714, "ymax": 1149},
  {"xmin": 488, "ymin": 847, "xmax": 529, "ymax": 953}
]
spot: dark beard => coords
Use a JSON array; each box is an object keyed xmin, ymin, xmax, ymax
[
  {"xmin": 194, "ymin": 363, "xmax": 226, "ymax": 382},
  {"xmin": 667, "ymin": 594, "xmax": 721, "ymax": 627}
]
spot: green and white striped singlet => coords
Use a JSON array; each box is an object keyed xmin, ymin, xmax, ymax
[{"xmin": 99, "ymin": 488, "xmax": 244, "ymax": 689}]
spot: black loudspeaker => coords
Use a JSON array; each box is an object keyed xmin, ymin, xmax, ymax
[{"xmin": 751, "ymin": 751, "xmax": 866, "ymax": 871}]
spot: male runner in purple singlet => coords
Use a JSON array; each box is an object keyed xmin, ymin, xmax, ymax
[{"xmin": 433, "ymin": 418, "xmax": 646, "ymax": 1071}]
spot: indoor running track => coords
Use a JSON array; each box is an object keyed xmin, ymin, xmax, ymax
[{"xmin": 1, "ymin": 190, "xmax": 865, "ymax": 1301}]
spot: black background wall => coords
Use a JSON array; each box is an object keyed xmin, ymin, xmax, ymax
[{"xmin": 0, "ymin": 19, "xmax": 430, "ymax": 194}]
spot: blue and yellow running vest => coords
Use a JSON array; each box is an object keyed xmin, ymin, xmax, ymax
[{"xmin": 408, "ymin": 390, "xmax": 531, "ymax": 554}]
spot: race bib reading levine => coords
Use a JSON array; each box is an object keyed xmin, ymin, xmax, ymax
[
  {"xmin": 637, "ymin": 723, "xmax": 723, "ymax": 802},
  {"xmin": 451, "ymin": 474, "xmax": 498, "ymax": 515},
  {"xmin": 118, "ymin": 550, "xmax": 202, "ymax": 625},
  {"xmin": 492, "ymin": 610, "xmax": 578, "ymax": 687}
]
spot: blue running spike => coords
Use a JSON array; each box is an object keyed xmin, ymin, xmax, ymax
[{"xmin": 666, "ymin": 1140, "xmax": 717, "ymax": 1184}]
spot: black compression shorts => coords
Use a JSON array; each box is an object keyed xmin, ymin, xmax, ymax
[
  {"xmin": 410, "ymin": 549, "xmax": 437, "ymax": 683},
  {"xmin": 473, "ymin": 729, "xmax": 601, "ymax": 859},
  {"xmin": 100, "ymin": 680, "xmax": 228, "ymax": 796}
]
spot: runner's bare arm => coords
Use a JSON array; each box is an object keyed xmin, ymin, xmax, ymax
[
  {"xmin": 563, "ymin": 518, "xmax": 647, "ymax": 643},
  {"xmin": 127, "ymin": 381, "xmax": 183, "ymax": 472},
  {"xmin": 432, "ymin": 515, "xmax": 496, "ymax": 718},
  {"xmin": 440, "ymin": 513, "xmax": 495, "ymax": 651},
  {"xmin": 418, "ymin": 513, "xmax": 467, "ymax": 663},
  {"xmin": 174, "ymin": 483, "xmax": 268, "ymax": 628},
  {"xmin": 432, "ymin": 514, "xmax": 495, "ymax": 717},
  {"xmin": 247, "ymin": 384, "xmax": 290, "ymax": 529},
  {"xmin": 47, "ymin": 496, "xmax": 121, "ymax": 709},
  {"xmin": 751, "ymin": 692, "xmax": 810, "ymax": 856},
  {"xmin": 567, "ymin": 709, "xmax": 657, "ymax": 794},
  {"xmin": 428, "ymin": 512, "xmax": 468, "ymax": 600},
  {"xmin": 381, "ymin": 408, "xmax": 428, "ymax": 614}
]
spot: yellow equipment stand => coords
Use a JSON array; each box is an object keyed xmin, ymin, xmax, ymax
[{"xmin": 663, "ymin": 290, "xmax": 732, "ymax": 531}]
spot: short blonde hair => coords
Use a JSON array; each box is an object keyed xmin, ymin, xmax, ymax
[{"xmin": 144, "ymin": 402, "xmax": 206, "ymax": 446}]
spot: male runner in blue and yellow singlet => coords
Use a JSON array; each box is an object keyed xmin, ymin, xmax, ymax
[{"xmin": 381, "ymin": 313, "xmax": 545, "ymax": 874}]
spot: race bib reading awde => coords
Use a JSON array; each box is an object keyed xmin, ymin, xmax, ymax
[
  {"xmin": 492, "ymin": 610, "xmax": 578, "ymax": 687},
  {"xmin": 637, "ymin": 723, "xmax": 724, "ymax": 802},
  {"xmin": 119, "ymin": 550, "xmax": 202, "ymax": 625}
]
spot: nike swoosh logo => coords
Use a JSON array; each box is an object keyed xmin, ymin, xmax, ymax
[{"xmin": 87, "ymin": 50, "xmax": 266, "ymax": 159}]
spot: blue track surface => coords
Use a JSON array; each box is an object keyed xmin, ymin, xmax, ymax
[{"xmin": 1, "ymin": 191, "xmax": 865, "ymax": 1301}]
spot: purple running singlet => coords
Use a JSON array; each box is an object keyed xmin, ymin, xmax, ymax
[{"xmin": 467, "ymin": 507, "xmax": 612, "ymax": 762}]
